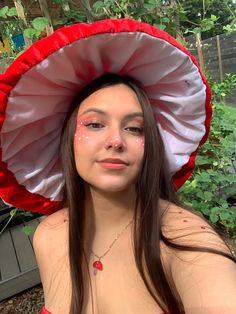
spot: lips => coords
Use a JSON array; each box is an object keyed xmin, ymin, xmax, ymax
[
  {"xmin": 99, "ymin": 158, "xmax": 128, "ymax": 165},
  {"xmin": 98, "ymin": 158, "xmax": 128, "ymax": 170}
]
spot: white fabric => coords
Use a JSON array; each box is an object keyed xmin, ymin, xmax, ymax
[{"xmin": 1, "ymin": 32, "xmax": 206, "ymax": 201}]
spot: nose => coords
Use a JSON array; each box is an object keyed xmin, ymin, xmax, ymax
[{"xmin": 105, "ymin": 136, "xmax": 126, "ymax": 152}]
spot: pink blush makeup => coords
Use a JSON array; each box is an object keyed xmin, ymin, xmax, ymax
[
  {"xmin": 74, "ymin": 118, "xmax": 90, "ymax": 143},
  {"xmin": 135, "ymin": 138, "xmax": 144, "ymax": 148}
]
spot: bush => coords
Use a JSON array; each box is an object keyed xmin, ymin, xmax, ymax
[{"xmin": 178, "ymin": 101, "xmax": 236, "ymax": 234}]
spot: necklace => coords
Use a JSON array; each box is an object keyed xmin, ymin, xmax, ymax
[{"xmin": 91, "ymin": 218, "xmax": 134, "ymax": 275}]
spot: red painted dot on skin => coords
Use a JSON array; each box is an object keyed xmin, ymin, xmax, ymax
[
  {"xmin": 178, "ymin": 211, "xmax": 182, "ymax": 214},
  {"xmin": 201, "ymin": 226, "xmax": 206, "ymax": 229},
  {"xmin": 183, "ymin": 219, "xmax": 188, "ymax": 223}
]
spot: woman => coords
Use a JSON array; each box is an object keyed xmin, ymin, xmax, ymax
[{"xmin": 0, "ymin": 19, "xmax": 235, "ymax": 314}]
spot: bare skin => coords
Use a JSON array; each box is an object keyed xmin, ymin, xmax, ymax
[
  {"xmin": 33, "ymin": 202, "xmax": 236, "ymax": 314},
  {"xmin": 33, "ymin": 85, "xmax": 236, "ymax": 313}
]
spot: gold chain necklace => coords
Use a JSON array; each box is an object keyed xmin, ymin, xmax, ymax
[{"xmin": 91, "ymin": 218, "xmax": 134, "ymax": 275}]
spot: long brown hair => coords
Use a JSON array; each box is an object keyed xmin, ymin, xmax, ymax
[{"xmin": 60, "ymin": 73, "xmax": 236, "ymax": 314}]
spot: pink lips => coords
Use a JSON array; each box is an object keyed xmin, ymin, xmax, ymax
[{"xmin": 98, "ymin": 158, "xmax": 128, "ymax": 170}]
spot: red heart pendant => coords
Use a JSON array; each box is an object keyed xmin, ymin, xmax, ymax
[{"xmin": 93, "ymin": 260, "xmax": 103, "ymax": 271}]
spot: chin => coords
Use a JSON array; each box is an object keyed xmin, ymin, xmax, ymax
[{"xmin": 89, "ymin": 181, "xmax": 136, "ymax": 194}]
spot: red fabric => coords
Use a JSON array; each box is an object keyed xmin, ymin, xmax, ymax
[
  {"xmin": 41, "ymin": 305, "xmax": 180, "ymax": 314},
  {"xmin": 0, "ymin": 18, "xmax": 212, "ymax": 214},
  {"xmin": 41, "ymin": 306, "xmax": 52, "ymax": 314}
]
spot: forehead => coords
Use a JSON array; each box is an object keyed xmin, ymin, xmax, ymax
[{"xmin": 77, "ymin": 83, "xmax": 143, "ymax": 114}]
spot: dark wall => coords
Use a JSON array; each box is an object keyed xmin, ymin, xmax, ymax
[{"xmin": 186, "ymin": 31, "xmax": 236, "ymax": 106}]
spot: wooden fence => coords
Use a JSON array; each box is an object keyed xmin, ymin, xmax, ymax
[
  {"xmin": 1, "ymin": 1, "xmax": 236, "ymax": 105},
  {"xmin": 186, "ymin": 31, "xmax": 236, "ymax": 106},
  {"xmin": 0, "ymin": 217, "xmax": 43, "ymax": 301}
]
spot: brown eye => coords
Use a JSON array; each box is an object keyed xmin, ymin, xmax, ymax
[
  {"xmin": 125, "ymin": 126, "xmax": 143, "ymax": 135},
  {"xmin": 85, "ymin": 123, "xmax": 104, "ymax": 129}
]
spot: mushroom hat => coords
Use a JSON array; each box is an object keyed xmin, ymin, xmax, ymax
[{"xmin": 0, "ymin": 18, "xmax": 212, "ymax": 214}]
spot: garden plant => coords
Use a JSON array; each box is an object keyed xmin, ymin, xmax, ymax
[{"xmin": 0, "ymin": 0, "xmax": 235, "ymax": 236}]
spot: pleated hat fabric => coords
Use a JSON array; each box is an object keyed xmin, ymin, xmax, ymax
[{"xmin": 0, "ymin": 18, "xmax": 212, "ymax": 214}]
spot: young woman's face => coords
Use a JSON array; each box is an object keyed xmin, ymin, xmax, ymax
[{"xmin": 73, "ymin": 83, "xmax": 145, "ymax": 193}]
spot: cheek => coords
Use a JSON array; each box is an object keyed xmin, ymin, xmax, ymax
[
  {"xmin": 135, "ymin": 137, "xmax": 145, "ymax": 148},
  {"xmin": 74, "ymin": 123, "xmax": 89, "ymax": 144},
  {"xmin": 132, "ymin": 137, "xmax": 145, "ymax": 161},
  {"xmin": 134, "ymin": 137, "xmax": 145, "ymax": 157}
]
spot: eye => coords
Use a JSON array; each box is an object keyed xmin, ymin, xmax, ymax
[
  {"xmin": 125, "ymin": 126, "xmax": 143, "ymax": 135},
  {"xmin": 85, "ymin": 122, "xmax": 104, "ymax": 129}
]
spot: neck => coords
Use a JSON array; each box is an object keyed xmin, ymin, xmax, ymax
[{"xmin": 84, "ymin": 185, "xmax": 136, "ymax": 240}]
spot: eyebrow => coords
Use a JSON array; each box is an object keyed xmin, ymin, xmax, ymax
[{"xmin": 79, "ymin": 108, "xmax": 144, "ymax": 119}]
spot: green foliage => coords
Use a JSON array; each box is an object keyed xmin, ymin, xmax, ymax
[
  {"xmin": 91, "ymin": 0, "xmax": 180, "ymax": 35},
  {"xmin": 1, "ymin": 0, "xmax": 235, "ymax": 46},
  {"xmin": 23, "ymin": 17, "xmax": 49, "ymax": 40},
  {"xmin": 0, "ymin": 208, "xmax": 18, "ymax": 235},
  {"xmin": 53, "ymin": 9, "xmax": 87, "ymax": 27},
  {"xmin": 0, "ymin": 6, "xmax": 21, "ymax": 41},
  {"xmin": 0, "ymin": 0, "xmax": 235, "ymax": 236},
  {"xmin": 179, "ymin": 0, "xmax": 236, "ymax": 38},
  {"xmin": 89, "ymin": 0, "xmax": 235, "ymax": 38},
  {"xmin": 208, "ymin": 74, "xmax": 236, "ymax": 102},
  {"xmin": 186, "ymin": 14, "xmax": 219, "ymax": 34},
  {"xmin": 178, "ymin": 101, "xmax": 236, "ymax": 234},
  {"xmin": 22, "ymin": 225, "xmax": 36, "ymax": 236},
  {"xmin": 0, "ymin": 208, "xmax": 36, "ymax": 236},
  {"xmin": 0, "ymin": 5, "xmax": 48, "ymax": 43},
  {"xmin": 0, "ymin": 6, "xmax": 17, "ymax": 18}
]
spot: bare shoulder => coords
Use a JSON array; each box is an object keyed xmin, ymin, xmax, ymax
[
  {"xmin": 160, "ymin": 200, "xmax": 229, "ymax": 253},
  {"xmin": 160, "ymin": 201, "xmax": 236, "ymax": 313},
  {"xmin": 33, "ymin": 207, "xmax": 69, "ymax": 260},
  {"xmin": 33, "ymin": 207, "xmax": 68, "ymax": 237},
  {"xmin": 32, "ymin": 208, "xmax": 69, "ymax": 305}
]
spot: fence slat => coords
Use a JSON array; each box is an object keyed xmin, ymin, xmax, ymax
[
  {"xmin": 216, "ymin": 35, "xmax": 223, "ymax": 82},
  {"xmin": 196, "ymin": 33, "xmax": 205, "ymax": 73},
  {"xmin": 10, "ymin": 224, "xmax": 37, "ymax": 273},
  {"xmin": 0, "ymin": 230, "xmax": 20, "ymax": 281}
]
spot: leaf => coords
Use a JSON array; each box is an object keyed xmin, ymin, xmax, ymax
[
  {"xmin": 221, "ymin": 202, "xmax": 229, "ymax": 209},
  {"xmin": 210, "ymin": 14, "xmax": 218, "ymax": 21},
  {"xmin": 200, "ymin": 206, "xmax": 210, "ymax": 216},
  {"xmin": 192, "ymin": 27, "xmax": 201, "ymax": 34},
  {"xmin": 154, "ymin": 24, "xmax": 166, "ymax": 30},
  {"xmin": 6, "ymin": 7, "xmax": 17, "ymax": 17},
  {"xmin": 223, "ymin": 187, "xmax": 235, "ymax": 196},
  {"xmin": 196, "ymin": 191, "xmax": 205, "ymax": 199},
  {"xmin": 23, "ymin": 28, "xmax": 37, "ymax": 39},
  {"xmin": 219, "ymin": 211, "xmax": 230, "ymax": 220},
  {"xmin": 22, "ymin": 225, "xmax": 35, "ymax": 236},
  {"xmin": 211, "ymin": 207, "xmax": 220, "ymax": 214},
  {"xmin": 162, "ymin": 17, "xmax": 170, "ymax": 23},
  {"xmin": 22, "ymin": 211, "xmax": 33, "ymax": 217},
  {"xmin": 190, "ymin": 179, "xmax": 197, "ymax": 188},
  {"xmin": 10, "ymin": 208, "xmax": 18, "ymax": 217},
  {"xmin": 210, "ymin": 212, "xmax": 219, "ymax": 223},
  {"xmin": 92, "ymin": 1, "xmax": 105, "ymax": 11},
  {"xmin": 227, "ymin": 174, "xmax": 236, "ymax": 183},
  {"xmin": 32, "ymin": 17, "xmax": 48, "ymax": 31},
  {"xmin": 204, "ymin": 191, "xmax": 213, "ymax": 201},
  {"xmin": 53, "ymin": 18, "xmax": 68, "ymax": 26},
  {"xmin": 0, "ymin": 6, "xmax": 8, "ymax": 18},
  {"xmin": 15, "ymin": 50, "xmax": 24, "ymax": 58},
  {"xmin": 196, "ymin": 155, "xmax": 210, "ymax": 165}
]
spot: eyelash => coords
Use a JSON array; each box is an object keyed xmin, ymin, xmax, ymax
[
  {"xmin": 85, "ymin": 122, "xmax": 104, "ymax": 129},
  {"xmin": 125, "ymin": 126, "xmax": 143, "ymax": 135},
  {"xmin": 84, "ymin": 123, "xmax": 143, "ymax": 135}
]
